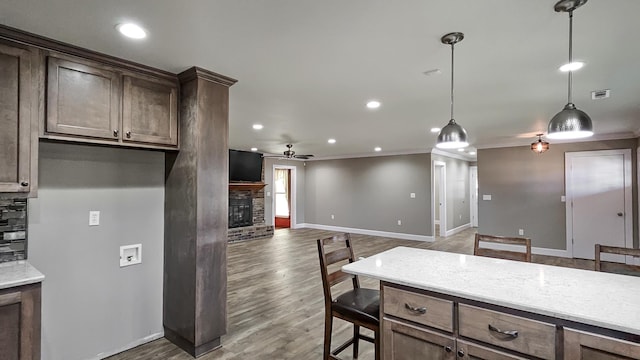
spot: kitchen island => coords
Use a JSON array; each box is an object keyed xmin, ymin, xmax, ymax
[
  {"xmin": 0, "ymin": 261, "xmax": 44, "ymax": 360},
  {"xmin": 343, "ymin": 247, "xmax": 640, "ymax": 359}
]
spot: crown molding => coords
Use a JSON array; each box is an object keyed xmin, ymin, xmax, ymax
[
  {"xmin": 430, "ymin": 148, "xmax": 476, "ymax": 162},
  {"xmin": 177, "ymin": 66, "xmax": 237, "ymax": 87},
  {"xmin": 308, "ymin": 149, "xmax": 430, "ymax": 161},
  {"xmin": 474, "ymin": 131, "xmax": 638, "ymax": 150}
]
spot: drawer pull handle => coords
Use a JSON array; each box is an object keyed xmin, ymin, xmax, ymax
[
  {"xmin": 444, "ymin": 346, "xmax": 452, "ymax": 353},
  {"xmin": 457, "ymin": 350, "xmax": 465, "ymax": 357},
  {"xmin": 404, "ymin": 303, "xmax": 427, "ymax": 314},
  {"xmin": 488, "ymin": 324, "xmax": 518, "ymax": 339}
]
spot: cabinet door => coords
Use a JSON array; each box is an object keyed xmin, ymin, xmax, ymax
[
  {"xmin": 0, "ymin": 284, "xmax": 41, "ymax": 360},
  {"xmin": 46, "ymin": 54, "xmax": 120, "ymax": 140},
  {"xmin": 456, "ymin": 339, "xmax": 529, "ymax": 360},
  {"xmin": 383, "ymin": 317, "xmax": 455, "ymax": 360},
  {"xmin": 122, "ymin": 74, "xmax": 178, "ymax": 147},
  {"xmin": 564, "ymin": 328, "xmax": 640, "ymax": 360},
  {"xmin": 0, "ymin": 41, "xmax": 33, "ymax": 193}
]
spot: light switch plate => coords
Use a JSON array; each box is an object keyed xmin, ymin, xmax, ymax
[
  {"xmin": 120, "ymin": 244, "xmax": 142, "ymax": 267},
  {"xmin": 482, "ymin": 195, "xmax": 492, "ymax": 201},
  {"xmin": 561, "ymin": 195, "xmax": 566, "ymax": 202},
  {"xmin": 89, "ymin": 211, "xmax": 100, "ymax": 226}
]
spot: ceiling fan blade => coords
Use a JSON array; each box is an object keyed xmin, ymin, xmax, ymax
[{"xmin": 294, "ymin": 154, "xmax": 314, "ymax": 159}]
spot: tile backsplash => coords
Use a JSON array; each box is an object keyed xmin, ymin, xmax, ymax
[{"xmin": 0, "ymin": 199, "xmax": 27, "ymax": 263}]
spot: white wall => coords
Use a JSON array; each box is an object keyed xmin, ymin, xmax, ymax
[{"xmin": 28, "ymin": 142, "xmax": 164, "ymax": 360}]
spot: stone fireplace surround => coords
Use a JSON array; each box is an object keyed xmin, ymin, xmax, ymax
[{"xmin": 227, "ymin": 184, "xmax": 274, "ymax": 242}]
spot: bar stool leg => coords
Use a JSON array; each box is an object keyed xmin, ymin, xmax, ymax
[
  {"xmin": 353, "ymin": 325, "xmax": 360, "ymax": 358},
  {"xmin": 323, "ymin": 311, "xmax": 333, "ymax": 360}
]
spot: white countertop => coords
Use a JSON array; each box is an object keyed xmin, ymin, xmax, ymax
[
  {"xmin": 0, "ymin": 261, "xmax": 45, "ymax": 290},
  {"xmin": 343, "ymin": 247, "xmax": 640, "ymax": 336}
]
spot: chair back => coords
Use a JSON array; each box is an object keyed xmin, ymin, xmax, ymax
[
  {"xmin": 595, "ymin": 244, "xmax": 640, "ymax": 276},
  {"xmin": 317, "ymin": 233, "xmax": 359, "ymax": 306},
  {"xmin": 474, "ymin": 233, "xmax": 532, "ymax": 262}
]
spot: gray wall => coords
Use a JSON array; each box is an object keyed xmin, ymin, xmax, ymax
[
  {"xmin": 28, "ymin": 142, "xmax": 164, "ymax": 360},
  {"xmin": 304, "ymin": 154, "xmax": 432, "ymax": 236},
  {"xmin": 263, "ymin": 158, "xmax": 306, "ymax": 226},
  {"xmin": 477, "ymin": 138, "xmax": 638, "ymax": 250},
  {"xmin": 432, "ymin": 154, "xmax": 471, "ymax": 230}
]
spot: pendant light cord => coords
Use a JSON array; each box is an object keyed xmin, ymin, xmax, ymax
[
  {"xmin": 450, "ymin": 43, "xmax": 455, "ymax": 120},
  {"xmin": 568, "ymin": 10, "xmax": 573, "ymax": 104}
]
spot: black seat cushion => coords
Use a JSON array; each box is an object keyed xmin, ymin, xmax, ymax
[{"xmin": 332, "ymin": 288, "xmax": 380, "ymax": 325}]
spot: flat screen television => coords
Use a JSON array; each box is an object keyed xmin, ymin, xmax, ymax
[{"xmin": 229, "ymin": 149, "xmax": 263, "ymax": 182}]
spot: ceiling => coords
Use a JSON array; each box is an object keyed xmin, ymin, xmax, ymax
[{"xmin": 2, "ymin": 0, "xmax": 639, "ymax": 160}]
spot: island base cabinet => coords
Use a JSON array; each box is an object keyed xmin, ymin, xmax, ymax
[
  {"xmin": 0, "ymin": 283, "xmax": 41, "ymax": 360},
  {"xmin": 564, "ymin": 328, "xmax": 640, "ymax": 360},
  {"xmin": 383, "ymin": 317, "xmax": 455, "ymax": 360}
]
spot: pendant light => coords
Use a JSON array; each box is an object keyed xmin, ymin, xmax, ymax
[
  {"xmin": 547, "ymin": 0, "xmax": 593, "ymax": 140},
  {"xmin": 436, "ymin": 32, "xmax": 469, "ymax": 149},
  {"xmin": 531, "ymin": 134, "xmax": 550, "ymax": 154}
]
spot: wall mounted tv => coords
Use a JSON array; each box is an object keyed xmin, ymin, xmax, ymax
[{"xmin": 229, "ymin": 149, "xmax": 263, "ymax": 182}]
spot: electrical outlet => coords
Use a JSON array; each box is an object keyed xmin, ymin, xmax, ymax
[
  {"xmin": 410, "ymin": 193, "xmax": 416, "ymax": 198},
  {"xmin": 331, "ymin": 214, "xmax": 335, "ymax": 220},
  {"xmin": 89, "ymin": 211, "xmax": 100, "ymax": 226},
  {"xmin": 519, "ymin": 229, "xmax": 524, "ymax": 236},
  {"xmin": 397, "ymin": 220, "xmax": 402, "ymax": 226}
]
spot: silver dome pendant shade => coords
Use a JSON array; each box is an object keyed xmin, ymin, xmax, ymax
[
  {"xmin": 436, "ymin": 32, "xmax": 469, "ymax": 149},
  {"xmin": 547, "ymin": 0, "xmax": 593, "ymax": 140}
]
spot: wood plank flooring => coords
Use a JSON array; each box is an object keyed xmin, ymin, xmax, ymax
[{"xmin": 107, "ymin": 227, "xmax": 597, "ymax": 360}]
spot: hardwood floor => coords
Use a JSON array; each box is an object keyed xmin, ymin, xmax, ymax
[{"xmin": 107, "ymin": 227, "xmax": 597, "ymax": 360}]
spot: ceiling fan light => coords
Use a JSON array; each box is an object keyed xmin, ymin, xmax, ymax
[
  {"xmin": 547, "ymin": 103, "xmax": 593, "ymax": 139},
  {"xmin": 436, "ymin": 119, "xmax": 469, "ymax": 149}
]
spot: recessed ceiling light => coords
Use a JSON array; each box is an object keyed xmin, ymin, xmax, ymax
[
  {"xmin": 374, "ymin": 147, "xmax": 382, "ymax": 152},
  {"xmin": 116, "ymin": 23, "xmax": 147, "ymax": 39},
  {"xmin": 430, "ymin": 127, "xmax": 441, "ymax": 133},
  {"xmin": 559, "ymin": 61, "xmax": 584, "ymax": 72},
  {"xmin": 327, "ymin": 139, "xmax": 336, "ymax": 144},
  {"xmin": 458, "ymin": 148, "xmax": 465, "ymax": 152},
  {"xmin": 469, "ymin": 151, "xmax": 476, "ymax": 155},
  {"xmin": 252, "ymin": 124, "xmax": 263, "ymax": 130},
  {"xmin": 366, "ymin": 100, "xmax": 381, "ymax": 109},
  {"xmin": 251, "ymin": 147, "xmax": 258, "ymax": 152}
]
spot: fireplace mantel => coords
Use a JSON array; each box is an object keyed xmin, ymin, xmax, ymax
[{"xmin": 229, "ymin": 182, "xmax": 266, "ymax": 190}]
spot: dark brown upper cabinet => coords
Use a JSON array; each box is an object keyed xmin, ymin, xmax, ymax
[
  {"xmin": 122, "ymin": 73, "xmax": 178, "ymax": 147},
  {"xmin": 0, "ymin": 40, "xmax": 38, "ymax": 195},
  {"xmin": 43, "ymin": 52, "xmax": 179, "ymax": 150},
  {"xmin": 46, "ymin": 54, "xmax": 120, "ymax": 141}
]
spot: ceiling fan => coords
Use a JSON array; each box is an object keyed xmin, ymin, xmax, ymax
[{"xmin": 263, "ymin": 144, "xmax": 314, "ymax": 160}]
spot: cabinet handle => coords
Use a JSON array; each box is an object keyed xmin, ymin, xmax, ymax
[
  {"xmin": 113, "ymin": 129, "xmax": 119, "ymax": 137},
  {"xmin": 444, "ymin": 346, "xmax": 452, "ymax": 353},
  {"xmin": 457, "ymin": 350, "xmax": 465, "ymax": 357},
  {"xmin": 404, "ymin": 303, "xmax": 427, "ymax": 314},
  {"xmin": 488, "ymin": 324, "xmax": 519, "ymax": 339},
  {"xmin": 20, "ymin": 181, "xmax": 29, "ymax": 187},
  {"xmin": 617, "ymin": 212, "xmax": 623, "ymax": 217},
  {"xmin": 126, "ymin": 131, "xmax": 131, "ymax": 138}
]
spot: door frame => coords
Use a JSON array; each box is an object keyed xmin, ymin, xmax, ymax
[
  {"xmin": 272, "ymin": 165, "xmax": 297, "ymax": 229},
  {"xmin": 432, "ymin": 161, "xmax": 447, "ymax": 237},
  {"xmin": 469, "ymin": 165, "xmax": 478, "ymax": 228},
  {"xmin": 565, "ymin": 149, "xmax": 633, "ymax": 261}
]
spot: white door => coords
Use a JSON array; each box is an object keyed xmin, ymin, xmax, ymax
[
  {"xmin": 469, "ymin": 166, "xmax": 478, "ymax": 227},
  {"xmin": 433, "ymin": 161, "xmax": 446, "ymax": 237},
  {"xmin": 566, "ymin": 150, "xmax": 632, "ymax": 261}
]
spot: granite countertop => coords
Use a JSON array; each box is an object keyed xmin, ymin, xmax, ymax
[
  {"xmin": 0, "ymin": 261, "xmax": 45, "ymax": 290},
  {"xmin": 343, "ymin": 246, "xmax": 640, "ymax": 336}
]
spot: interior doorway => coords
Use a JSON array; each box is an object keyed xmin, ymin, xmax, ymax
[
  {"xmin": 433, "ymin": 161, "xmax": 446, "ymax": 237},
  {"xmin": 565, "ymin": 149, "xmax": 633, "ymax": 262},
  {"xmin": 273, "ymin": 165, "xmax": 296, "ymax": 229},
  {"xmin": 469, "ymin": 166, "xmax": 478, "ymax": 227}
]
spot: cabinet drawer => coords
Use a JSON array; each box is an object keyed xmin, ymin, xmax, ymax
[
  {"xmin": 383, "ymin": 286, "xmax": 453, "ymax": 332},
  {"xmin": 458, "ymin": 304, "xmax": 555, "ymax": 360}
]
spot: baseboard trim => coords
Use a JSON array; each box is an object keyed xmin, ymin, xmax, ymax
[
  {"xmin": 164, "ymin": 327, "xmax": 221, "ymax": 357},
  {"xmin": 478, "ymin": 242, "xmax": 571, "ymax": 258},
  {"xmin": 299, "ymin": 223, "xmax": 434, "ymax": 242},
  {"xmin": 445, "ymin": 223, "xmax": 471, "ymax": 237},
  {"xmin": 92, "ymin": 331, "xmax": 164, "ymax": 360}
]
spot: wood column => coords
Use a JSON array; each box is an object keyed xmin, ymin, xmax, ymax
[{"xmin": 164, "ymin": 67, "xmax": 237, "ymax": 357}]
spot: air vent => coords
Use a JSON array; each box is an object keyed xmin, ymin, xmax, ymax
[{"xmin": 591, "ymin": 89, "xmax": 610, "ymax": 100}]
